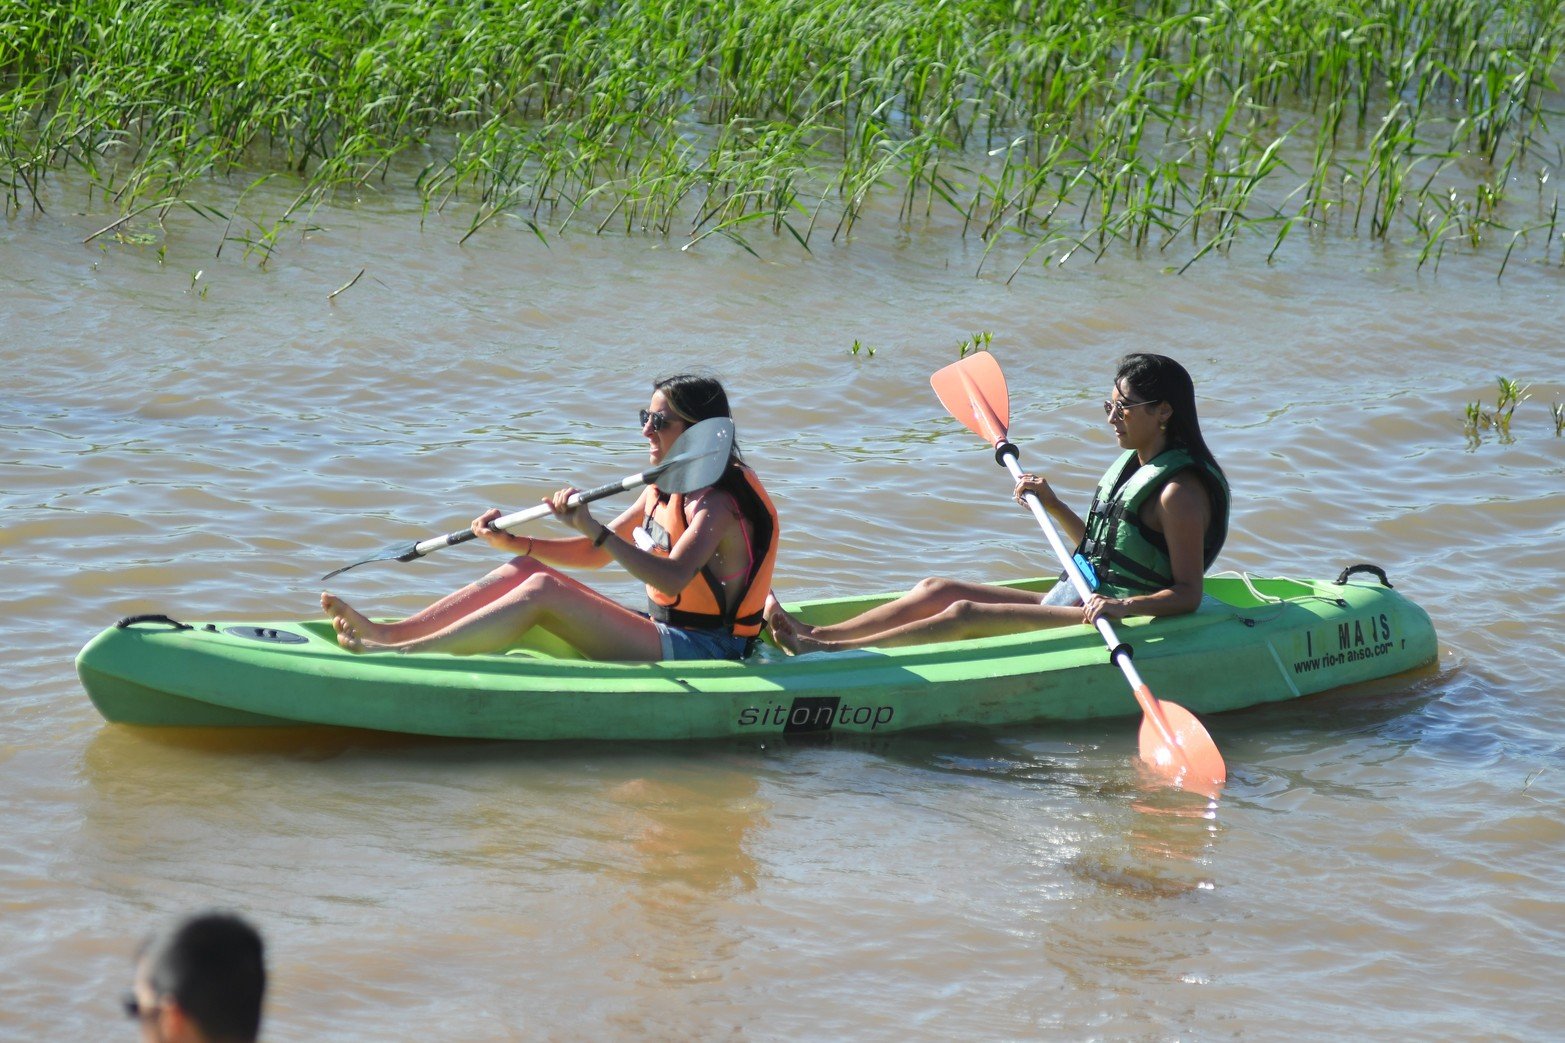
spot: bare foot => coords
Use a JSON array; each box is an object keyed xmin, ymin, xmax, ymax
[
  {"xmin": 764, "ymin": 592, "xmax": 816, "ymax": 656},
  {"xmin": 331, "ymin": 615, "xmax": 410, "ymax": 654},
  {"xmin": 332, "ymin": 615, "xmax": 366, "ymax": 653},
  {"xmin": 321, "ymin": 592, "xmax": 388, "ymax": 645},
  {"xmin": 784, "ymin": 627, "xmax": 833, "ymax": 655}
]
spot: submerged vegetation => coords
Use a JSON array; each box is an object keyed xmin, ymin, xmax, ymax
[
  {"xmin": 1463, "ymin": 377, "xmax": 1561, "ymax": 445},
  {"xmin": 3, "ymin": 0, "xmax": 1564, "ymax": 274}
]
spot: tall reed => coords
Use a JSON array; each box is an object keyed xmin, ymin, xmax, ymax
[{"xmin": 2, "ymin": 0, "xmax": 1562, "ymax": 275}]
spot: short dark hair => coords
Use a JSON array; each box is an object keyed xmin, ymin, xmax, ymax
[{"xmin": 145, "ymin": 912, "xmax": 266, "ymax": 1042}]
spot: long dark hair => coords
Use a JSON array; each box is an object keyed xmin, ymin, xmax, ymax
[
  {"xmin": 1115, "ymin": 353, "xmax": 1222, "ymax": 476},
  {"xmin": 653, "ymin": 373, "xmax": 743, "ymax": 463},
  {"xmin": 653, "ymin": 375, "xmax": 769, "ymax": 576}
]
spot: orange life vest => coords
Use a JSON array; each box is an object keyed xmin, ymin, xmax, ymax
[{"xmin": 639, "ymin": 464, "xmax": 779, "ymax": 640}]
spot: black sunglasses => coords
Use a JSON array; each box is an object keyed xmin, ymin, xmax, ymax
[{"xmin": 639, "ymin": 408, "xmax": 678, "ymax": 432}]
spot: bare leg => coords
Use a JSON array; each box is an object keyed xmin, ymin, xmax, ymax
[
  {"xmin": 352, "ymin": 567, "xmax": 664, "ymax": 659},
  {"xmin": 799, "ymin": 577, "xmax": 1040, "ymax": 642},
  {"xmin": 322, "ymin": 556, "xmax": 546, "ymax": 647},
  {"xmin": 786, "ymin": 598, "xmax": 1083, "ymax": 653}
]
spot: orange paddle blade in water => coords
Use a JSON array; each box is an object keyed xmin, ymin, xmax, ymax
[{"xmin": 1136, "ymin": 690, "xmax": 1227, "ymax": 799}]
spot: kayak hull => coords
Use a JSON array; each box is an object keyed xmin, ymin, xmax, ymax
[{"xmin": 76, "ymin": 574, "xmax": 1438, "ymax": 740}]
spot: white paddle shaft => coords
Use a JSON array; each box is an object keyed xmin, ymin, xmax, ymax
[
  {"xmin": 1000, "ymin": 448, "xmax": 1149, "ymax": 692},
  {"xmin": 409, "ymin": 474, "xmax": 647, "ymax": 558}
]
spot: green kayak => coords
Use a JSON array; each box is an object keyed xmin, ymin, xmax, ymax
[{"xmin": 76, "ymin": 568, "xmax": 1437, "ymax": 740}]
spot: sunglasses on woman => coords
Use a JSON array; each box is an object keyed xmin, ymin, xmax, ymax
[
  {"xmin": 1102, "ymin": 397, "xmax": 1156, "ymax": 420},
  {"xmin": 639, "ymin": 408, "xmax": 678, "ymax": 432}
]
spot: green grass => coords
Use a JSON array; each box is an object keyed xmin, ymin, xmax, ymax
[
  {"xmin": 3, "ymin": 0, "xmax": 1563, "ymax": 274},
  {"xmin": 1463, "ymin": 376, "xmax": 1560, "ymax": 445}
]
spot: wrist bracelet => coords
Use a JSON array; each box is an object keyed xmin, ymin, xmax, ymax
[
  {"xmin": 523, "ymin": 537, "xmax": 534, "ymax": 557},
  {"xmin": 592, "ymin": 525, "xmax": 612, "ymax": 548}
]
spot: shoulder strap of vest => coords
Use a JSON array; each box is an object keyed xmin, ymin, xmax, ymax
[
  {"xmin": 1082, "ymin": 450, "xmax": 1143, "ymax": 569},
  {"xmin": 1138, "ymin": 449, "xmax": 1228, "ymax": 568},
  {"xmin": 1194, "ymin": 459, "xmax": 1230, "ymax": 567},
  {"xmin": 713, "ymin": 464, "xmax": 775, "ymax": 629},
  {"xmin": 1089, "ymin": 450, "xmax": 1140, "ymax": 508},
  {"xmin": 1116, "ymin": 448, "xmax": 1195, "ymax": 511}
]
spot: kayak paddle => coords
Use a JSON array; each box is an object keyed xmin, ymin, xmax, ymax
[
  {"xmin": 931, "ymin": 352, "xmax": 1226, "ymax": 798},
  {"xmin": 321, "ymin": 417, "xmax": 736, "ymax": 581}
]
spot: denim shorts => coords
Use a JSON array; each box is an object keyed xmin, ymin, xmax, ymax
[{"xmin": 651, "ymin": 621, "xmax": 751, "ymax": 661}]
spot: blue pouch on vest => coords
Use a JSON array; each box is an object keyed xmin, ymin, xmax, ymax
[{"xmin": 1071, "ymin": 553, "xmax": 1101, "ymax": 592}]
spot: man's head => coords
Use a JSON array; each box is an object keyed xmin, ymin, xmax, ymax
[{"xmin": 128, "ymin": 912, "xmax": 265, "ymax": 1043}]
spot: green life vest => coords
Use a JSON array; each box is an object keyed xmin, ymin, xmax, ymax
[{"xmin": 1076, "ymin": 448, "xmax": 1229, "ymax": 598}]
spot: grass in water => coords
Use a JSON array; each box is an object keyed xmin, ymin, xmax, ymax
[
  {"xmin": 958, "ymin": 331, "xmax": 994, "ymax": 358},
  {"xmin": 3, "ymin": 0, "xmax": 1564, "ymax": 276},
  {"xmin": 1464, "ymin": 377, "xmax": 1556, "ymax": 445}
]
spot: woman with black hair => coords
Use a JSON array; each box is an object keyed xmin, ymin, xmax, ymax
[
  {"xmin": 322, "ymin": 374, "xmax": 779, "ymax": 660},
  {"xmin": 767, "ymin": 353, "xmax": 1228, "ymax": 654}
]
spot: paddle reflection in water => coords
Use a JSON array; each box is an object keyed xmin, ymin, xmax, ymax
[
  {"xmin": 1064, "ymin": 787, "xmax": 1222, "ymax": 901},
  {"xmin": 889, "ymin": 730, "xmax": 1224, "ymax": 901}
]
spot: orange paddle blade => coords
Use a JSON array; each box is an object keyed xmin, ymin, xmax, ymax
[
  {"xmin": 931, "ymin": 352, "xmax": 1010, "ymax": 445},
  {"xmin": 1137, "ymin": 695, "xmax": 1227, "ymax": 799}
]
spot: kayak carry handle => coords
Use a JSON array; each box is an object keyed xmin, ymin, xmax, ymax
[
  {"xmin": 115, "ymin": 614, "xmax": 193, "ymax": 630},
  {"xmin": 1335, "ymin": 564, "xmax": 1393, "ymax": 588}
]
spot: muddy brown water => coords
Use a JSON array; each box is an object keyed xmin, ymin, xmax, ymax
[{"xmin": 4, "ymin": 177, "xmax": 1562, "ymax": 1039}]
